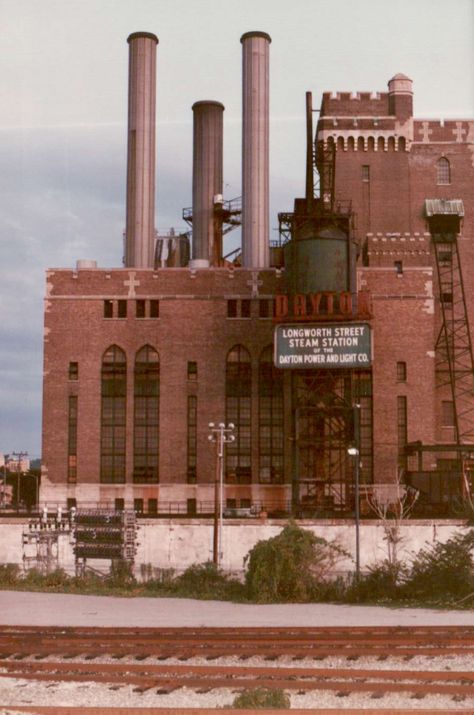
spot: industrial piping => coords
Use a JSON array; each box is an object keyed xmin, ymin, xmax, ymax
[
  {"xmin": 241, "ymin": 31, "xmax": 271, "ymax": 269},
  {"xmin": 125, "ymin": 32, "xmax": 158, "ymax": 268},
  {"xmin": 191, "ymin": 101, "xmax": 225, "ymax": 267}
]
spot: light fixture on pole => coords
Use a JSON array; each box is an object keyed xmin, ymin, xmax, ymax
[
  {"xmin": 208, "ymin": 421, "xmax": 235, "ymax": 567},
  {"xmin": 348, "ymin": 404, "xmax": 361, "ymax": 580}
]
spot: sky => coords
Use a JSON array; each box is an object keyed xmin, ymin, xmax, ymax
[{"xmin": 0, "ymin": 0, "xmax": 473, "ymax": 459}]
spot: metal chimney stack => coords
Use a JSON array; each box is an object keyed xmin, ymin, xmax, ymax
[
  {"xmin": 191, "ymin": 101, "xmax": 225, "ymax": 267},
  {"xmin": 240, "ymin": 31, "xmax": 271, "ymax": 268},
  {"xmin": 125, "ymin": 32, "xmax": 158, "ymax": 268}
]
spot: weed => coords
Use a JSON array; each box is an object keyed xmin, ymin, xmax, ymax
[{"xmin": 231, "ymin": 687, "xmax": 290, "ymax": 709}]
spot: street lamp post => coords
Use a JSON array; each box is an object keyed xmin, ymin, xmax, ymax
[
  {"xmin": 208, "ymin": 422, "xmax": 235, "ymax": 567},
  {"xmin": 348, "ymin": 403, "xmax": 361, "ymax": 580}
]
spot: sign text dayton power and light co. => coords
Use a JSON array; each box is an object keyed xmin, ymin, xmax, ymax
[{"xmin": 274, "ymin": 323, "xmax": 372, "ymax": 369}]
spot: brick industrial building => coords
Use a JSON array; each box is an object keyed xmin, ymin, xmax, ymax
[{"xmin": 41, "ymin": 32, "xmax": 474, "ymax": 517}]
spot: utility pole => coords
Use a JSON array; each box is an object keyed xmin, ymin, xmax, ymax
[
  {"xmin": 208, "ymin": 422, "xmax": 235, "ymax": 567},
  {"xmin": 347, "ymin": 406, "xmax": 361, "ymax": 580}
]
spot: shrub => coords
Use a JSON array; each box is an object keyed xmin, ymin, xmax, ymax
[
  {"xmin": 172, "ymin": 561, "xmax": 245, "ymax": 601},
  {"xmin": 0, "ymin": 563, "xmax": 20, "ymax": 586},
  {"xmin": 21, "ymin": 567, "xmax": 71, "ymax": 591},
  {"xmin": 400, "ymin": 529, "xmax": 474, "ymax": 601},
  {"xmin": 232, "ymin": 687, "xmax": 290, "ymax": 709},
  {"xmin": 107, "ymin": 559, "xmax": 137, "ymax": 588},
  {"xmin": 244, "ymin": 521, "xmax": 348, "ymax": 603},
  {"xmin": 345, "ymin": 560, "xmax": 406, "ymax": 603}
]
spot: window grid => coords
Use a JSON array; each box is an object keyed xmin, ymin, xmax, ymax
[
  {"xmin": 133, "ymin": 346, "xmax": 160, "ymax": 484},
  {"xmin": 136, "ymin": 299, "xmax": 146, "ymax": 318},
  {"xmin": 441, "ymin": 400, "xmax": 455, "ymax": 427},
  {"xmin": 68, "ymin": 395, "xmax": 78, "ymax": 483},
  {"xmin": 397, "ymin": 361, "xmax": 407, "ymax": 382},
  {"xmin": 397, "ymin": 395, "xmax": 408, "ymax": 471},
  {"xmin": 100, "ymin": 346, "xmax": 126, "ymax": 483},
  {"xmin": 258, "ymin": 346, "xmax": 284, "ymax": 484},
  {"xmin": 225, "ymin": 346, "xmax": 252, "ymax": 483},
  {"xmin": 187, "ymin": 395, "xmax": 197, "ymax": 482},
  {"xmin": 437, "ymin": 157, "xmax": 451, "ymax": 185}
]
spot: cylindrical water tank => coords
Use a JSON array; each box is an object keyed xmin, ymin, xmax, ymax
[{"xmin": 283, "ymin": 226, "xmax": 349, "ymax": 294}]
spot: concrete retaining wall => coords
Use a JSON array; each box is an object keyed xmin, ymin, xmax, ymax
[{"xmin": 0, "ymin": 518, "xmax": 469, "ymax": 578}]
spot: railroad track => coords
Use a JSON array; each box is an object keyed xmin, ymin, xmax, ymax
[
  {"xmin": 1, "ymin": 625, "xmax": 474, "ymax": 707},
  {"xmin": 1, "ymin": 625, "xmax": 474, "ymax": 658}
]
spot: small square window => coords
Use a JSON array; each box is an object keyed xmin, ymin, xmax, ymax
[
  {"xmin": 69, "ymin": 362, "xmax": 78, "ymax": 380},
  {"xmin": 439, "ymin": 251, "xmax": 452, "ymax": 265},
  {"xmin": 136, "ymin": 299, "xmax": 146, "ymax": 318},
  {"xmin": 241, "ymin": 299, "xmax": 251, "ymax": 318},
  {"xmin": 442, "ymin": 292, "xmax": 453, "ymax": 305},
  {"xmin": 187, "ymin": 361, "xmax": 197, "ymax": 380},
  {"xmin": 104, "ymin": 300, "xmax": 113, "ymax": 318},
  {"xmin": 134, "ymin": 498, "xmax": 144, "ymax": 514},
  {"xmin": 240, "ymin": 498, "xmax": 251, "ymax": 508},
  {"xmin": 259, "ymin": 299, "xmax": 270, "ymax": 318},
  {"xmin": 117, "ymin": 300, "xmax": 127, "ymax": 318},
  {"xmin": 442, "ymin": 400, "xmax": 455, "ymax": 427},
  {"xmin": 115, "ymin": 498, "xmax": 125, "ymax": 511},
  {"xmin": 394, "ymin": 261, "xmax": 403, "ymax": 275},
  {"xmin": 397, "ymin": 361, "xmax": 407, "ymax": 382},
  {"xmin": 362, "ymin": 165, "xmax": 370, "ymax": 182},
  {"xmin": 226, "ymin": 498, "xmax": 237, "ymax": 509},
  {"xmin": 227, "ymin": 299, "xmax": 238, "ymax": 318},
  {"xmin": 187, "ymin": 466, "xmax": 197, "ymax": 483},
  {"xmin": 67, "ymin": 498, "xmax": 77, "ymax": 511},
  {"xmin": 150, "ymin": 299, "xmax": 159, "ymax": 318}
]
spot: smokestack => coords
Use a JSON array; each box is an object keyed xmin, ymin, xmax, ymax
[
  {"xmin": 191, "ymin": 101, "xmax": 225, "ymax": 267},
  {"xmin": 125, "ymin": 32, "xmax": 158, "ymax": 268},
  {"xmin": 240, "ymin": 31, "xmax": 271, "ymax": 268}
]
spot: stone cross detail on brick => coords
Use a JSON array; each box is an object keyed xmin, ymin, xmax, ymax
[
  {"xmin": 124, "ymin": 272, "xmax": 140, "ymax": 298},
  {"xmin": 247, "ymin": 271, "xmax": 263, "ymax": 298},
  {"xmin": 419, "ymin": 122, "xmax": 433, "ymax": 143},
  {"xmin": 453, "ymin": 122, "xmax": 467, "ymax": 143}
]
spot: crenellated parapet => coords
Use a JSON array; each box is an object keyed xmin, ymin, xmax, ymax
[{"xmin": 320, "ymin": 91, "xmax": 388, "ymax": 118}]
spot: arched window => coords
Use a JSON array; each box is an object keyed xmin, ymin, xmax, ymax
[
  {"xmin": 258, "ymin": 346, "xmax": 284, "ymax": 484},
  {"xmin": 377, "ymin": 136, "xmax": 385, "ymax": 152},
  {"xmin": 337, "ymin": 136, "xmax": 345, "ymax": 151},
  {"xmin": 225, "ymin": 345, "xmax": 251, "ymax": 483},
  {"xmin": 437, "ymin": 157, "xmax": 451, "ymax": 185},
  {"xmin": 398, "ymin": 136, "xmax": 406, "ymax": 151},
  {"xmin": 101, "ymin": 346, "xmax": 126, "ymax": 483},
  {"xmin": 387, "ymin": 136, "xmax": 395, "ymax": 151},
  {"xmin": 133, "ymin": 346, "xmax": 160, "ymax": 483},
  {"xmin": 367, "ymin": 136, "xmax": 375, "ymax": 151},
  {"xmin": 357, "ymin": 136, "xmax": 365, "ymax": 151},
  {"xmin": 347, "ymin": 136, "xmax": 355, "ymax": 151}
]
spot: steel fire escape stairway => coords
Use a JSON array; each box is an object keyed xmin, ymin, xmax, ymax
[{"xmin": 430, "ymin": 201, "xmax": 474, "ymax": 502}]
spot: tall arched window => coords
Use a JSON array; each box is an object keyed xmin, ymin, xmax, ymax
[
  {"xmin": 101, "ymin": 345, "xmax": 126, "ymax": 483},
  {"xmin": 133, "ymin": 346, "xmax": 160, "ymax": 483},
  {"xmin": 437, "ymin": 157, "xmax": 450, "ymax": 185},
  {"xmin": 225, "ymin": 345, "xmax": 251, "ymax": 483},
  {"xmin": 258, "ymin": 346, "xmax": 284, "ymax": 483}
]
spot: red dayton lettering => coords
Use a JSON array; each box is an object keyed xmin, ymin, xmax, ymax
[{"xmin": 274, "ymin": 291, "xmax": 360, "ymax": 320}]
